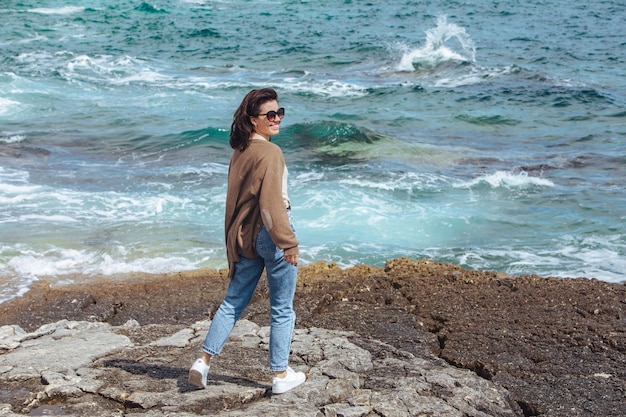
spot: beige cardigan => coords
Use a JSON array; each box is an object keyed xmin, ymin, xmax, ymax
[{"xmin": 224, "ymin": 139, "xmax": 299, "ymax": 277}]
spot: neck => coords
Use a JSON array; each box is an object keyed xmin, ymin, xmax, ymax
[{"xmin": 251, "ymin": 133, "xmax": 269, "ymax": 141}]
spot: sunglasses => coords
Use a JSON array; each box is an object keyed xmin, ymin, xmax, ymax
[{"xmin": 258, "ymin": 107, "xmax": 285, "ymax": 122}]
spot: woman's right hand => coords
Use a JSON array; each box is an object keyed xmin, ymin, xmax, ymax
[{"xmin": 284, "ymin": 253, "xmax": 298, "ymax": 266}]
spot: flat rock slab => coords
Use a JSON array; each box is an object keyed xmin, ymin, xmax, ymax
[{"xmin": 0, "ymin": 319, "xmax": 522, "ymax": 416}]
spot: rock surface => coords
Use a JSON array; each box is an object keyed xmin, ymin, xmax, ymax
[
  {"xmin": 1, "ymin": 258, "xmax": 625, "ymax": 416},
  {"xmin": 1, "ymin": 318, "xmax": 520, "ymax": 416}
]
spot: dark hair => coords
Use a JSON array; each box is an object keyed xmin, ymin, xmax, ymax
[{"xmin": 230, "ymin": 88, "xmax": 278, "ymax": 151}]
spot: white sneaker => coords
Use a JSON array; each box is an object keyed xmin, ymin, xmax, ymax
[
  {"xmin": 272, "ymin": 367, "xmax": 306, "ymax": 394},
  {"xmin": 188, "ymin": 358, "xmax": 210, "ymax": 388}
]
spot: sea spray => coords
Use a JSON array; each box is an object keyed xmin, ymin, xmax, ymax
[{"xmin": 397, "ymin": 15, "xmax": 476, "ymax": 72}]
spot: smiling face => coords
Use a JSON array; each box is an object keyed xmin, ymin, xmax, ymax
[{"xmin": 251, "ymin": 99, "xmax": 282, "ymax": 140}]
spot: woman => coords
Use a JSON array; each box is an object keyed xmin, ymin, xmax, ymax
[{"xmin": 188, "ymin": 88, "xmax": 306, "ymax": 394}]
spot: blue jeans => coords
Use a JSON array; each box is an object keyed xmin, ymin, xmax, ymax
[{"xmin": 202, "ymin": 215, "xmax": 298, "ymax": 372}]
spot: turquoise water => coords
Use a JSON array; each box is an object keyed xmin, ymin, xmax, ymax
[{"xmin": 1, "ymin": 0, "xmax": 625, "ymax": 301}]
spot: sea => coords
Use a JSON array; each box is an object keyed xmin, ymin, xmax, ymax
[{"xmin": 1, "ymin": 0, "xmax": 625, "ymax": 303}]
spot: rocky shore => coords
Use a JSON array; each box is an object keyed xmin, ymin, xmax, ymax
[{"xmin": 1, "ymin": 258, "xmax": 625, "ymax": 416}]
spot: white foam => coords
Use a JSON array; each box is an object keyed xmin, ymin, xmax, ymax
[
  {"xmin": 0, "ymin": 275, "xmax": 38, "ymax": 304},
  {"xmin": 91, "ymin": 255, "xmax": 200, "ymax": 276},
  {"xmin": 0, "ymin": 243, "xmax": 225, "ymax": 300},
  {"xmin": 17, "ymin": 33, "xmax": 49, "ymax": 45},
  {"xmin": 434, "ymin": 64, "xmax": 518, "ymax": 88},
  {"xmin": 454, "ymin": 171, "xmax": 554, "ymax": 189},
  {"xmin": 111, "ymin": 68, "xmax": 171, "ymax": 85},
  {"xmin": 337, "ymin": 171, "xmax": 447, "ymax": 193},
  {"xmin": 454, "ymin": 235, "xmax": 626, "ymax": 284},
  {"xmin": 558, "ymin": 235, "xmax": 626, "ymax": 282},
  {"xmin": 0, "ymin": 168, "xmax": 42, "ymax": 207},
  {"xmin": 179, "ymin": 162, "xmax": 229, "ymax": 177},
  {"xmin": 19, "ymin": 214, "xmax": 80, "ymax": 223},
  {"xmin": 0, "ymin": 166, "xmax": 29, "ymax": 180},
  {"xmin": 62, "ymin": 54, "xmax": 176, "ymax": 86},
  {"xmin": 0, "ymin": 134, "xmax": 25, "ymax": 144},
  {"xmin": 282, "ymin": 78, "xmax": 367, "ymax": 98},
  {"xmin": 28, "ymin": 6, "xmax": 84, "ymax": 15},
  {"xmin": 65, "ymin": 54, "xmax": 125, "ymax": 75},
  {"xmin": 0, "ymin": 97, "xmax": 20, "ymax": 115},
  {"xmin": 7, "ymin": 250, "xmax": 81, "ymax": 278},
  {"xmin": 0, "ymin": 182, "xmax": 41, "ymax": 195}
]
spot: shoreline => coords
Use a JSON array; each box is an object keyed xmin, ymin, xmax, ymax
[
  {"xmin": 2, "ymin": 259, "xmax": 622, "ymax": 310},
  {"xmin": 1, "ymin": 258, "xmax": 625, "ymax": 416}
]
